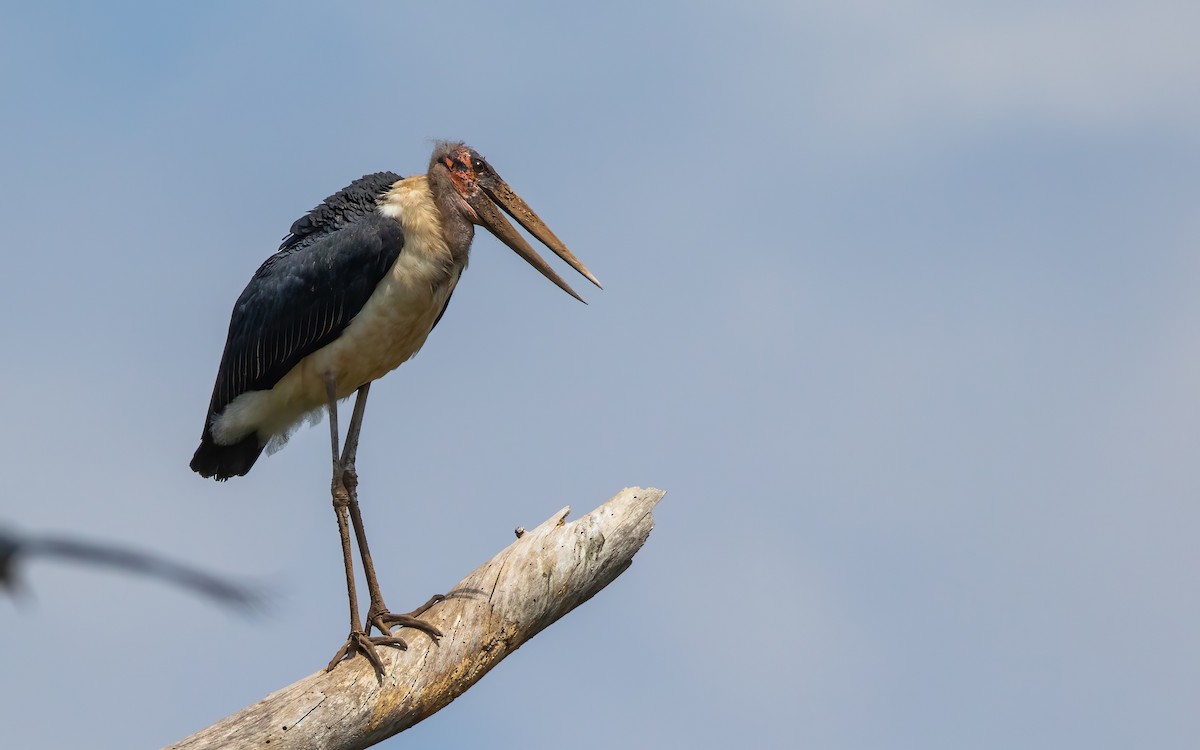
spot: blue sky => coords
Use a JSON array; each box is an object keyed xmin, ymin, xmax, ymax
[{"xmin": 2, "ymin": 2, "xmax": 1198, "ymax": 748}]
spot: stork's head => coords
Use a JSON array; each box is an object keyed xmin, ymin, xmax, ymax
[{"xmin": 429, "ymin": 142, "xmax": 601, "ymax": 302}]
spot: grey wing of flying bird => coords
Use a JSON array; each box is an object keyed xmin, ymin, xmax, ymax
[{"xmin": 0, "ymin": 525, "xmax": 258, "ymax": 609}]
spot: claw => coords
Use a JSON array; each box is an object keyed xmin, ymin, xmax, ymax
[
  {"xmin": 366, "ymin": 594, "xmax": 446, "ymax": 639},
  {"xmin": 326, "ymin": 595, "xmax": 445, "ymax": 676},
  {"xmin": 372, "ymin": 612, "xmax": 444, "ymax": 639},
  {"xmin": 326, "ymin": 630, "xmax": 403, "ymax": 676},
  {"xmin": 325, "ymin": 641, "xmax": 353, "ymax": 672}
]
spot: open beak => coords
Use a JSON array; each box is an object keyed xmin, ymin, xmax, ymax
[{"xmin": 467, "ymin": 160, "xmax": 602, "ymax": 303}]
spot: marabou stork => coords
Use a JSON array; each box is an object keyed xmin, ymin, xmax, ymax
[{"xmin": 190, "ymin": 142, "xmax": 599, "ymax": 673}]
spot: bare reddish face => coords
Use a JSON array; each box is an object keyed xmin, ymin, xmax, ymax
[{"xmin": 441, "ymin": 147, "xmax": 481, "ymax": 200}]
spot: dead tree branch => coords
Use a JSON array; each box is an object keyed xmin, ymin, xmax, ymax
[{"xmin": 166, "ymin": 486, "xmax": 665, "ymax": 750}]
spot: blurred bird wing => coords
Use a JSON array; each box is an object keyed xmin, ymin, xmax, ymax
[{"xmin": 18, "ymin": 533, "xmax": 259, "ymax": 608}]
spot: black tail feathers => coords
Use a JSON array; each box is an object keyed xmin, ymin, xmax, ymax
[{"xmin": 190, "ymin": 433, "xmax": 265, "ymax": 481}]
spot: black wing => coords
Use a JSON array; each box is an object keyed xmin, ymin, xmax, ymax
[
  {"xmin": 191, "ymin": 175, "xmax": 406, "ymax": 479},
  {"xmin": 279, "ymin": 171, "xmax": 402, "ymax": 252},
  {"xmin": 209, "ymin": 214, "xmax": 407, "ymax": 413}
]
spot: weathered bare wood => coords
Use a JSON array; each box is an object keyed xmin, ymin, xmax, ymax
[{"xmin": 166, "ymin": 486, "xmax": 664, "ymax": 750}]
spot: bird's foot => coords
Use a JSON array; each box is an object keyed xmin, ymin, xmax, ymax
[
  {"xmin": 324, "ymin": 596, "xmax": 445, "ymax": 675},
  {"xmin": 366, "ymin": 594, "xmax": 446, "ymax": 641},
  {"xmin": 325, "ymin": 629, "xmax": 413, "ymax": 676}
]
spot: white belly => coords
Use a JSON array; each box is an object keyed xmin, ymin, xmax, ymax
[{"xmin": 212, "ymin": 236, "xmax": 460, "ymax": 449}]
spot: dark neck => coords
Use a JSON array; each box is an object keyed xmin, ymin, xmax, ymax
[{"xmin": 428, "ymin": 169, "xmax": 475, "ymax": 268}]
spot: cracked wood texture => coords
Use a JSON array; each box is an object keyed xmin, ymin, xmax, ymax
[{"xmin": 165, "ymin": 486, "xmax": 664, "ymax": 750}]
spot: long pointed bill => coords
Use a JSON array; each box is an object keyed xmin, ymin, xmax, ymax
[
  {"xmin": 480, "ymin": 177, "xmax": 602, "ymax": 290},
  {"xmin": 469, "ymin": 194, "xmax": 588, "ymax": 303},
  {"xmin": 472, "ymin": 161, "xmax": 601, "ymax": 292}
]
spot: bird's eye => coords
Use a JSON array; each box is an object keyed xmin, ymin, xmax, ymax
[{"xmin": 472, "ymin": 158, "xmax": 485, "ymax": 171}]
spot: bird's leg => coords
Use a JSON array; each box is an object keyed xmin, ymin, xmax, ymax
[
  {"xmin": 340, "ymin": 384, "xmax": 445, "ymax": 643},
  {"xmin": 322, "ymin": 376, "xmax": 410, "ymax": 676}
]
